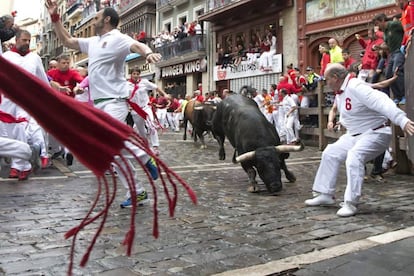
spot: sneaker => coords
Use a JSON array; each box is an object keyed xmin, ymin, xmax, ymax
[
  {"xmin": 393, "ymin": 98, "xmax": 400, "ymax": 105},
  {"xmin": 305, "ymin": 193, "xmax": 335, "ymax": 206},
  {"xmin": 370, "ymin": 174, "xmax": 385, "ymax": 183},
  {"xmin": 145, "ymin": 157, "xmax": 159, "ymax": 180},
  {"xmin": 9, "ymin": 168, "xmax": 20, "ymax": 178},
  {"xmin": 30, "ymin": 145, "xmax": 41, "ymax": 173},
  {"xmin": 41, "ymin": 156, "xmax": 50, "ymax": 168},
  {"xmin": 51, "ymin": 147, "xmax": 64, "ymax": 159},
  {"xmin": 399, "ymin": 97, "xmax": 406, "ymax": 105},
  {"xmin": 152, "ymin": 147, "xmax": 160, "ymax": 156},
  {"xmin": 120, "ymin": 190, "xmax": 149, "ymax": 208},
  {"xmin": 336, "ymin": 202, "xmax": 357, "ymax": 217},
  {"xmin": 65, "ymin": 152, "xmax": 74, "ymax": 166},
  {"xmin": 18, "ymin": 169, "xmax": 31, "ymax": 181}
]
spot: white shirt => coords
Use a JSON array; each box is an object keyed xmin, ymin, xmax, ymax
[
  {"xmin": 253, "ymin": 94, "xmax": 264, "ymax": 108},
  {"xmin": 336, "ymin": 74, "xmax": 409, "ymax": 135},
  {"xmin": 78, "ymin": 29, "xmax": 135, "ymax": 100},
  {"xmin": 270, "ymin": 35, "xmax": 277, "ymax": 52},
  {"xmin": 194, "ymin": 24, "xmax": 202, "ymax": 35},
  {"xmin": 2, "ymin": 51, "xmax": 49, "ymax": 84},
  {"xmin": 282, "ymin": 95, "xmax": 297, "ymax": 116},
  {"xmin": 128, "ymin": 78, "xmax": 157, "ymax": 108}
]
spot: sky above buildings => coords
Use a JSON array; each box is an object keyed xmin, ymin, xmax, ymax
[{"xmin": 13, "ymin": 0, "xmax": 41, "ymax": 21}]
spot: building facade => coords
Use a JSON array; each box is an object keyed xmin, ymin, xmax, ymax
[
  {"xmin": 118, "ymin": 0, "xmax": 157, "ymax": 80},
  {"xmin": 297, "ymin": 0, "xmax": 398, "ymax": 73},
  {"xmin": 200, "ymin": 0, "xmax": 295, "ymax": 94},
  {"xmin": 155, "ymin": 0, "xmax": 208, "ymax": 98}
]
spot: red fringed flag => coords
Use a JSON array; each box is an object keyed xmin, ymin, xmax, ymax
[{"xmin": 0, "ymin": 57, "xmax": 197, "ymax": 274}]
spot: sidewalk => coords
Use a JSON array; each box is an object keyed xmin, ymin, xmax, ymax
[{"xmin": 216, "ymin": 227, "xmax": 414, "ymax": 276}]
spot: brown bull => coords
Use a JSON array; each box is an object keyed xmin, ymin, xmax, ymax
[{"xmin": 183, "ymin": 100, "xmax": 216, "ymax": 149}]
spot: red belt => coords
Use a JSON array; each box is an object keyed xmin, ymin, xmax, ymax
[{"xmin": 352, "ymin": 122, "xmax": 390, "ymax": 137}]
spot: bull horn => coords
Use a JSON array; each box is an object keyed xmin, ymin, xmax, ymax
[
  {"xmin": 235, "ymin": 150, "xmax": 256, "ymax": 163},
  {"xmin": 194, "ymin": 106, "xmax": 204, "ymax": 110},
  {"xmin": 275, "ymin": 143, "xmax": 304, "ymax": 152}
]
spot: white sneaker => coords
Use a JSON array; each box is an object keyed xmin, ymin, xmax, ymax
[
  {"xmin": 304, "ymin": 194, "xmax": 335, "ymax": 206},
  {"xmin": 336, "ymin": 202, "xmax": 357, "ymax": 217}
]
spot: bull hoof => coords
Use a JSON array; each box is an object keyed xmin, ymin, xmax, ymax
[
  {"xmin": 287, "ymin": 176, "xmax": 296, "ymax": 183},
  {"xmin": 247, "ymin": 185, "xmax": 260, "ymax": 193},
  {"xmin": 200, "ymin": 145, "xmax": 207, "ymax": 149}
]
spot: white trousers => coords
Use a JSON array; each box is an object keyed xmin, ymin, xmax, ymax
[
  {"xmin": 156, "ymin": 108, "xmax": 168, "ymax": 128},
  {"xmin": 0, "ymin": 122, "xmax": 31, "ymax": 171},
  {"xmin": 0, "ymin": 136, "xmax": 31, "ymax": 160},
  {"xmin": 95, "ymin": 99, "xmax": 148, "ymax": 196},
  {"xmin": 312, "ymin": 128, "xmax": 392, "ymax": 203},
  {"xmin": 285, "ymin": 113, "xmax": 298, "ymax": 143},
  {"xmin": 131, "ymin": 105, "xmax": 159, "ymax": 148},
  {"xmin": 166, "ymin": 111, "xmax": 180, "ymax": 131},
  {"xmin": 259, "ymin": 49, "xmax": 276, "ymax": 69}
]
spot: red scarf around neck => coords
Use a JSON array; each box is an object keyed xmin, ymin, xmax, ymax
[{"xmin": 10, "ymin": 46, "xmax": 30, "ymax": 56}]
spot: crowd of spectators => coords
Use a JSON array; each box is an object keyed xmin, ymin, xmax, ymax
[
  {"xmin": 216, "ymin": 28, "xmax": 278, "ymax": 70},
  {"xmin": 151, "ymin": 20, "xmax": 202, "ymax": 49}
]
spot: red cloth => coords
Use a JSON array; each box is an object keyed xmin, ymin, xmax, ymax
[
  {"xmin": 0, "ymin": 56, "xmax": 196, "ymax": 274},
  {"xmin": 343, "ymin": 56, "xmax": 356, "ymax": 70},
  {"xmin": 277, "ymin": 77, "xmax": 302, "ymax": 96},
  {"xmin": 127, "ymin": 79, "xmax": 148, "ymax": 120},
  {"xmin": 401, "ymin": 2, "xmax": 414, "ymax": 46},
  {"xmin": 357, "ymin": 34, "xmax": 383, "ymax": 70},
  {"xmin": 0, "ymin": 109, "xmax": 27, "ymax": 123},
  {"xmin": 48, "ymin": 68, "xmax": 84, "ymax": 97},
  {"xmin": 320, "ymin": 53, "xmax": 330, "ymax": 76}
]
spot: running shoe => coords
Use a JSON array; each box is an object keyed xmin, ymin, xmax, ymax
[{"xmin": 120, "ymin": 190, "xmax": 149, "ymax": 208}]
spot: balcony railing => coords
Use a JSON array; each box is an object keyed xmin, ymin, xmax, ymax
[
  {"xmin": 157, "ymin": 0, "xmax": 187, "ymax": 12},
  {"xmin": 206, "ymin": 0, "xmax": 236, "ymax": 11},
  {"xmin": 155, "ymin": 35, "xmax": 206, "ymax": 60}
]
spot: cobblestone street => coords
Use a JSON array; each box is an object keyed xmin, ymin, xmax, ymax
[{"xmin": 1, "ymin": 130, "xmax": 414, "ymax": 275}]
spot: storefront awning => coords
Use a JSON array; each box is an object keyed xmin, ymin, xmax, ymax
[{"xmin": 125, "ymin": 53, "xmax": 141, "ymax": 62}]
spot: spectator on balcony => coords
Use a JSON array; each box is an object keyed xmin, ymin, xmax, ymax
[
  {"xmin": 152, "ymin": 33, "xmax": 162, "ymax": 48},
  {"xmin": 187, "ymin": 21, "xmax": 196, "ymax": 36},
  {"xmin": 319, "ymin": 42, "xmax": 331, "ymax": 77},
  {"xmin": 194, "ymin": 20, "xmax": 202, "ymax": 35},
  {"xmin": 355, "ymin": 27, "xmax": 384, "ymax": 82},
  {"xmin": 259, "ymin": 29, "xmax": 276, "ymax": 71},
  {"xmin": 328, "ymin": 37, "xmax": 344, "ymax": 63},
  {"xmin": 135, "ymin": 31, "xmax": 146, "ymax": 43},
  {"xmin": 231, "ymin": 44, "xmax": 246, "ymax": 68},
  {"xmin": 341, "ymin": 48, "xmax": 357, "ymax": 71},
  {"xmin": 176, "ymin": 24, "xmax": 187, "ymax": 40}
]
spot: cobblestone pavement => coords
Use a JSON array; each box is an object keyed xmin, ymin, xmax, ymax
[{"xmin": 0, "ymin": 130, "xmax": 413, "ymax": 275}]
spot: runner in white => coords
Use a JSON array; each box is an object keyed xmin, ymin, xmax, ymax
[
  {"xmin": 127, "ymin": 67, "xmax": 166, "ymax": 155},
  {"xmin": 45, "ymin": 1, "xmax": 162, "ymax": 207},
  {"xmin": 305, "ymin": 63, "xmax": 414, "ymax": 217}
]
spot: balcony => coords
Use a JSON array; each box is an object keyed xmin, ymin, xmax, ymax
[
  {"xmin": 155, "ymin": 35, "xmax": 206, "ymax": 65},
  {"xmin": 157, "ymin": 0, "xmax": 188, "ymax": 13},
  {"xmin": 118, "ymin": 0, "xmax": 155, "ymax": 15},
  {"xmin": 206, "ymin": 0, "xmax": 235, "ymax": 11},
  {"xmin": 50, "ymin": 45, "xmax": 64, "ymax": 59}
]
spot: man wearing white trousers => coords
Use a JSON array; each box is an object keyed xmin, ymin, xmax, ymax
[
  {"xmin": 46, "ymin": 2, "xmax": 161, "ymax": 208},
  {"xmin": 127, "ymin": 67, "xmax": 166, "ymax": 155},
  {"xmin": 305, "ymin": 63, "xmax": 414, "ymax": 217}
]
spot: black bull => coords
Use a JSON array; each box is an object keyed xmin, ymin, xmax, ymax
[
  {"xmin": 212, "ymin": 93, "xmax": 304, "ymax": 194},
  {"xmin": 183, "ymin": 100, "xmax": 217, "ymax": 148}
]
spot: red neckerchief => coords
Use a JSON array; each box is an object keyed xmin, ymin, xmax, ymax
[
  {"xmin": 126, "ymin": 78, "xmax": 148, "ymax": 119},
  {"xmin": 336, "ymin": 74, "xmax": 355, "ymax": 95},
  {"xmin": 10, "ymin": 46, "xmax": 30, "ymax": 56},
  {"xmin": 128, "ymin": 78, "xmax": 141, "ymax": 100}
]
